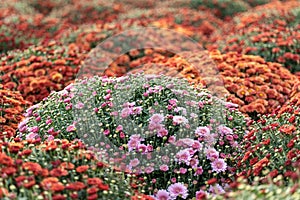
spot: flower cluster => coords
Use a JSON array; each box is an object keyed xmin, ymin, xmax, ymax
[
  {"xmin": 0, "ymin": 85, "xmax": 31, "ymax": 139},
  {"xmin": 209, "ymin": 50, "xmax": 298, "ymax": 119},
  {"xmin": 211, "ymin": 1, "xmax": 300, "ymax": 73},
  {"xmin": 0, "ymin": 41, "xmax": 85, "ymax": 104},
  {"xmin": 236, "ymin": 100, "xmax": 300, "ymax": 185},
  {"xmin": 0, "ymin": 138, "xmax": 143, "ymax": 200},
  {"xmin": 17, "ymin": 74, "xmax": 247, "ymax": 199}
]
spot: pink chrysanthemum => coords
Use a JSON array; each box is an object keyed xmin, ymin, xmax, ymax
[
  {"xmin": 205, "ymin": 148, "xmax": 219, "ymax": 161},
  {"xmin": 160, "ymin": 164, "xmax": 169, "ymax": 172},
  {"xmin": 157, "ymin": 128, "xmax": 168, "ymax": 137},
  {"xmin": 150, "ymin": 113, "xmax": 164, "ymax": 124},
  {"xmin": 121, "ymin": 107, "xmax": 132, "ymax": 118},
  {"xmin": 175, "ymin": 149, "xmax": 192, "ymax": 165},
  {"xmin": 195, "ymin": 126, "xmax": 210, "ymax": 136},
  {"xmin": 168, "ymin": 183, "xmax": 188, "ymax": 199},
  {"xmin": 66, "ymin": 124, "xmax": 76, "ymax": 132},
  {"xmin": 217, "ymin": 125, "xmax": 233, "ymax": 135},
  {"xmin": 211, "ymin": 158, "xmax": 227, "ymax": 173},
  {"xmin": 194, "ymin": 166, "xmax": 203, "ymax": 176},
  {"xmin": 173, "ymin": 116, "xmax": 189, "ymax": 125},
  {"xmin": 156, "ymin": 189, "xmax": 171, "ymax": 200},
  {"xmin": 129, "ymin": 158, "xmax": 140, "ymax": 167}
]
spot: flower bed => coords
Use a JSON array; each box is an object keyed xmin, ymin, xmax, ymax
[
  {"xmin": 0, "ymin": 138, "xmax": 142, "ymax": 200},
  {"xmin": 210, "ymin": 50, "xmax": 298, "ymax": 119},
  {"xmin": 0, "ymin": 1, "xmax": 66, "ymax": 54},
  {"xmin": 0, "ymin": 41, "xmax": 86, "ymax": 104},
  {"xmin": 210, "ymin": 1, "xmax": 300, "ymax": 73},
  {"xmin": 236, "ymin": 101, "xmax": 300, "ymax": 185},
  {"xmin": 17, "ymin": 74, "xmax": 247, "ymax": 198}
]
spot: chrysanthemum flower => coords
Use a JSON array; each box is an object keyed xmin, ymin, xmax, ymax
[{"xmin": 167, "ymin": 183, "xmax": 188, "ymax": 199}]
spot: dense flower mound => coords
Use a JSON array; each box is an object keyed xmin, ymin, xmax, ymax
[
  {"xmin": 17, "ymin": 74, "xmax": 247, "ymax": 198},
  {"xmin": 190, "ymin": 0, "xmax": 251, "ymax": 19},
  {"xmin": 0, "ymin": 138, "xmax": 139, "ymax": 200},
  {"xmin": 236, "ymin": 100, "xmax": 300, "ymax": 185},
  {"xmin": 209, "ymin": 50, "xmax": 298, "ymax": 119},
  {"xmin": 210, "ymin": 1, "xmax": 300, "ymax": 72},
  {"xmin": 0, "ymin": 85, "xmax": 31, "ymax": 139},
  {"xmin": 0, "ymin": 41, "xmax": 86, "ymax": 104}
]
